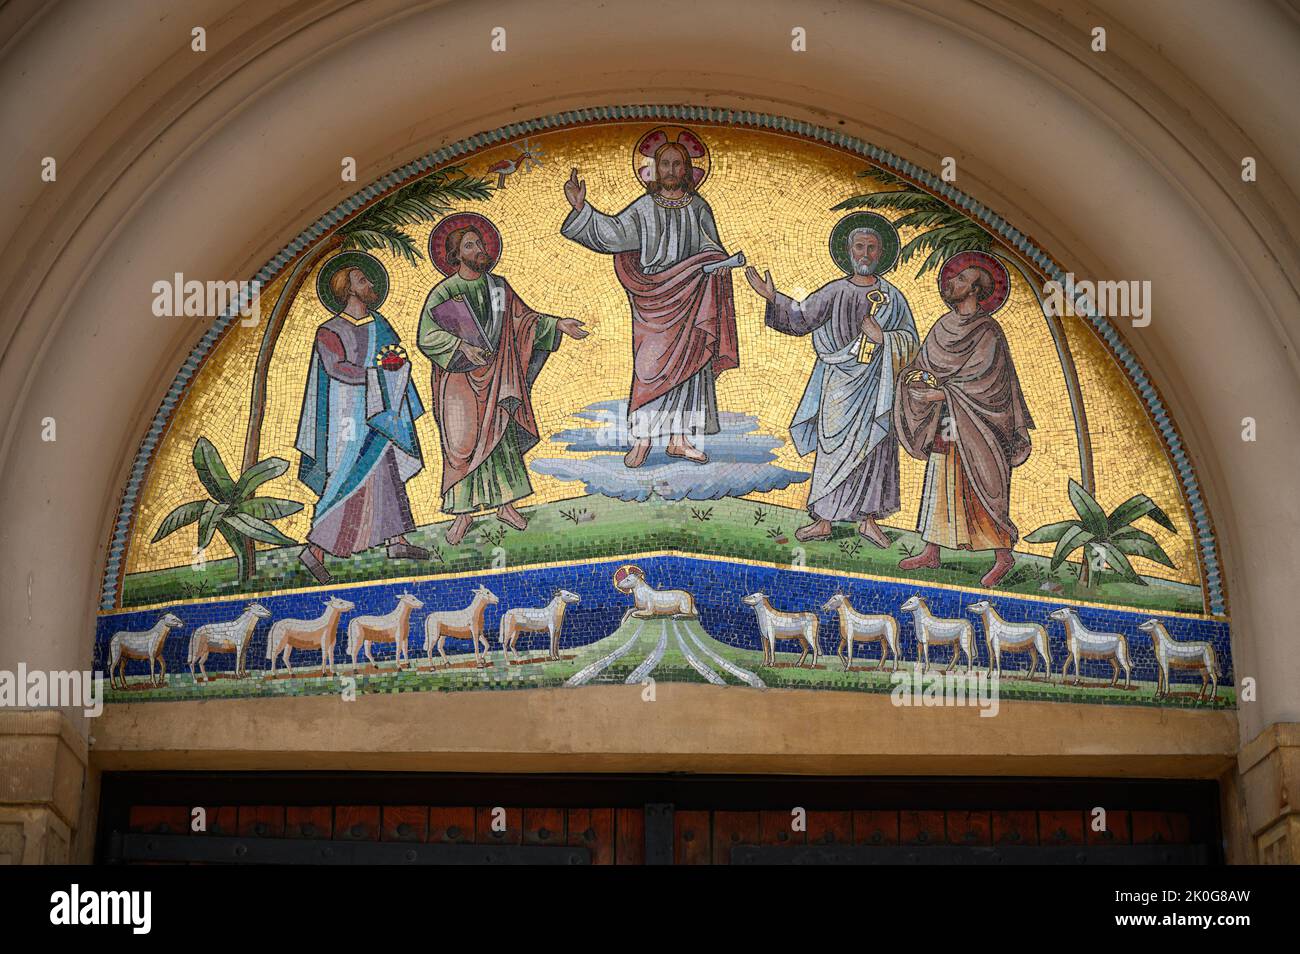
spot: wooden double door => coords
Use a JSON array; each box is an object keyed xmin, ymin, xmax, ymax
[{"xmin": 99, "ymin": 773, "xmax": 1221, "ymax": 865}]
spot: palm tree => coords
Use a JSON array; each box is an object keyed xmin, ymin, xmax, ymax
[
  {"xmin": 236, "ymin": 164, "xmax": 493, "ymax": 571},
  {"xmin": 832, "ymin": 166, "xmax": 995, "ymax": 274},
  {"xmin": 836, "ymin": 165, "xmax": 1096, "ymax": 498},
  {"xmin": 329, "ymin": 164, "xmax": 495, "ymax": 266},
  {"xmin": 1025, "ymin": 478, "xmax": 1178, "ymax": 589},
  {"xmin": 152, "ymin": 437, "xmax": 303, "ymax": 584}
]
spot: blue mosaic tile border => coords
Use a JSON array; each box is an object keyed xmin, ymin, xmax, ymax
[
  {"xmin": 98, "ymin": 105, "xmax": 1225, "ymax": 616},
  {"xmin": 93, "ymin": 555, "xmax": 1233, "ymax": 708}
]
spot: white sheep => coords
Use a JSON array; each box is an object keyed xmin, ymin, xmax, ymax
[
  {"xmin": 425, "ymin": 585, "xmax": 498, "ymax": 668},
  {"xmin": 1138, "ymin": 618, "xmax": 1219, "ymax": 700},
  {"xmin": 743, "ymin": 592, "xmax": 819, "ymax": 668},
  {"xmin": 1049, "ymin": 607, "xmax": 1131, "ymax": 689},
  {"xmin": 499, "ymin": 589, "xmax": 580, "ymax": 661},
  {"xmin": 613, "ymin": 565, "xmax": 696, "ymax": 624},
  {"xmin": 966, "ymin": 599, "xmax": 1051, "ymax": 679},
  {"xmin": 821, "ymin": 592, "xmax": 899, "ymax": 671},
  {"xmin": 188, "ymin": 603, "xmax": 270, "ymax": 682},
  {"xmin": 266, "ymin": 596, "xmax": 355, "ymax": 676},
  {"xmin": 109, "ymin": 613, "xmax": 184, "ymax": 689},
  {"xmin": 347, "ymin": 592, "xmax": 424, "ymax": 669},
  {"xmin": 900, "ymin": 595, "xmax": 975, "ymax": 673}
]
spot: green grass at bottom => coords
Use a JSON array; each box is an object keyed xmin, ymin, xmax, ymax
[{"xmin": 122, "ymin": 495, "xmax": 1205, "ymax": 615}]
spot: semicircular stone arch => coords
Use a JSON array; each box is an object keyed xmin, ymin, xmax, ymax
[{"xmin": 94, "ymin": 105, "xmax": 1230, "ymax": 708}]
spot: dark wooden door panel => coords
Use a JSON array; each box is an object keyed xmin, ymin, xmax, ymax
[
  {"xmin": 477, "ymin": 806, "xmax": 522, "ymax": 845},
  {"xmin": 428, "ymin": 807, "xmax": 474, "ymax": 844},
  {"xmin": 285, "ymin": 806, "xmax": 332, "ymax": 839},
  {"xmin": 567, "ymin": 808, "xmax": 614, "ymax": 865},
  {"xmin": 853, "ymin": 810, "xmax": 899, "ymax": 846},
  {"xmin": 334, "ymin": 806, "xmax": 379, "ymax": 841},
  {"xmin": 807, "ymin": 810, "xmax": 852, "ymax": 847},
  {"xmin": 615, "ymin": 808, "xmax": 644, "ymax": 865},
  {"xmin": 712, "ymin": 811, "xmax": 759, "ymax": 864},
  {"xmin": 238, "ymin": 806, "xmax": 284, "ymax": 838},
  {"xmin": 382, "ymin": 806, "xmax": 428, "ymax": 842},
  {"xmin": 99, "ymin": 775, "xmax": 1222, "ymax": 865},
  {"xmin": 673, "ymin": 810, "xmax": 711, "ymax": 865}
]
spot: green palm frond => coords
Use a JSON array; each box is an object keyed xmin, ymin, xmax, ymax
[
  {"xmin": 1049, "ymin": 525, "xmax": 1094, "ymax": 572},
  {"xmin": 1108, "ymin": 494, "xmax": 1176, "ymax": 534},
  {"xmin": 340, "ymin": 227, "xmax": 422, "ymax": 265},
  {"xmin": 899, "ymin": 222, "xmax": 994, "ymax": 274},
  {"xmin": 911, "ymin": 228, "xmax": 993, "ymax": 275},
  {"xmin": 1110, "ymin": 527, "xmax": 1176, "ymax": 569},
  {"xmin": 152, "ymin": 439, "xmax": 303, "ymax": 582},
  {"xmin": 1027, "ymin": 479, "xmax": 1181, "ymax": 586},
  {"xmin": 853, "ymin": 166, "xmax": 913, "ymax": 188},
  {"xmin": 1068, "ymin": 478, "xmax": 1110, "ymax": 538},
  {"xmin": 832, "ymin": 190, "xmax": 947, "ymax": 214},
  {"xmin": 837, "ymin": 166, "xmax": 996, "ymax": 276},
  {"xmin": 891, "ymin": 209, "xmax": 968, "ymax": 231},
  {"xmin": 192, "ymin": 437, "xmax": 235, "ymax": 503},
  {"xmin": 335, "ymin": 166, "xmax": 493, "ymax": 264},
  {"xmin": 151, "ymin": 500, "xmax": 207, "ymax": 543}
]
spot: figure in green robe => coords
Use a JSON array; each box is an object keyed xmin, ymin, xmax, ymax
[{"xmin": 417, "ymin": 218, "xmax": 589, "ymax": 545}]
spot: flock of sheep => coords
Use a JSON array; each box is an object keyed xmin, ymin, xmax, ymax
[
  {"xmin": 105, "ymin": 575, "xmax": 1222, "ymax": 700},
  {"xmin": 742, "ymin": 590, "xmax": 1221, "ymax": 698},
  {"xmin": 106, "ymin": 586, "xmax": 581, "ymax": 687}
]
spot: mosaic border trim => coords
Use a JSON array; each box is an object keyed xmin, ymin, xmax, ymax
[
  {"xmin": 101, "ymin": 547, "xmax": 1221, "ymax": 622},
  {"xmin": 98, "ymin": 104, "xmax": 1227, "ymax": 617}
]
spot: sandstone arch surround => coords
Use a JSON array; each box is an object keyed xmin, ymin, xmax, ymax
[{"xmin": 0, "ymin": 0, "xmax": 1297, "ymax": 860}]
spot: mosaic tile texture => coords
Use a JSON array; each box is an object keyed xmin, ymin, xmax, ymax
[{"xmin": 94, "ymin": 111, "xmax": 1231, "ymax": 709}]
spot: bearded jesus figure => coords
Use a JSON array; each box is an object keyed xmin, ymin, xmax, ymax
[{"xmin": 560, "ymin": 135, "xmax": 739, "ymax": 468}]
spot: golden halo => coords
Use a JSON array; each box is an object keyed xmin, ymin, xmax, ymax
[
  {"xmin": 632, "ymin": 126, "xmax": 711, "ymax": 190},
  {"xmin": 613, "ymin": 564, "xmax": 645, "ymax": 589}
]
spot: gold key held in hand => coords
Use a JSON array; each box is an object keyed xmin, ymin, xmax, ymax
[{"xmin": 857, "ymin": 288, "xmax": 889, "ymax": 363}]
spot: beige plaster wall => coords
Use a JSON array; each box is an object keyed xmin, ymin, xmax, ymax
[{"xmin": 0, "ymin": 0, "xmax": 1295, "ymax": 785}]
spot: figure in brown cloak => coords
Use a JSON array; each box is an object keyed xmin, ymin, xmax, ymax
[{"xmin": 893, "ymin": 251, "xmax": 1033, "ymax": 588}]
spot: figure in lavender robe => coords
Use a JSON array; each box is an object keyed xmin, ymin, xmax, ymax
[
  {"xmin": 295, "ymin": 265, "xmax": 427, "ymax": 584},
  {"xmin": 746, "ymin": 228, "xmax": 918, "ymax": 547}
]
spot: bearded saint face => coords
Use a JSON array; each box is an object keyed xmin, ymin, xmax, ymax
[
  {"xmin": 350, "ymin": 268, "xmax": 379, "ymax": 306},
  {"xmin": 849, "ymin": 230, "xmax": 883, "ymax": 276},
  {"xmin": 456, "ymin": 229, "xmax": 493, "ymax": 272},
  {"xmin": 942, "ymin": 266, "xmax": 993, "ymax": 308},
  {"xmin": 652, "ymin": 144, "xmax": 694, "ymax": 194}
]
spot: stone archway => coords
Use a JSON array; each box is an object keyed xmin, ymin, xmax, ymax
[{"xmin": 0, "ymin": 0, "xmax": 1296, "ymax": 864}]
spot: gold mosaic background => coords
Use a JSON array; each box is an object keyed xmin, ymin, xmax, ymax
[{"xmin": 126, "ymin": 123, "xmax": 1195, "ymax": 585}]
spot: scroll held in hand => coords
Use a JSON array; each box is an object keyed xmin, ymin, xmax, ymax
[{"xmin": 702, "ymin": 249, "xmax": 746, "ymax": 274}]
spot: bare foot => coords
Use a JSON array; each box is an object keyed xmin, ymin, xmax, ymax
[
  {"xmin": 980, "ymin": 549, "xmax": 1016, "ymax": 587},
  {"xmin": 624, "ymin": 439, "xmax": 651, "ymax": 468},
  {"xmin": 666, "ymin": 436, "xmax": 708, "ymax": 463},
  {"xmin": 299, "ymin": 545, "xmax": 332, "ymax": 584},
  {"xmin": 857, "ymin": 518, "xmax": 889, "ymax": 548},
  {"xmin": 899, "ymin": 542, "xmax": 941, "ymax": 570},
  {"xmin": 497, "ymin": 503, "xmax": 528, "ymax": 531},
  {"xmin": 386, "ymin": 535, "xmax": 429, "ymax": 560},
  {"xmin": 446, "ymin": 514, "xmax": 474, "ymax": 546},
  {"xmin": 795, "ymin": 519, "xmax": 833, "ymax": 542}
]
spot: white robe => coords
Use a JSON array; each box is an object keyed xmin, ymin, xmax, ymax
[
  {"xmin": 562, "ymin": 193, "xmax": 724, "ymax": 438},
  {"xmin": 766, "ymin": 277, "xmax": 918, "ymax": 518}
]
